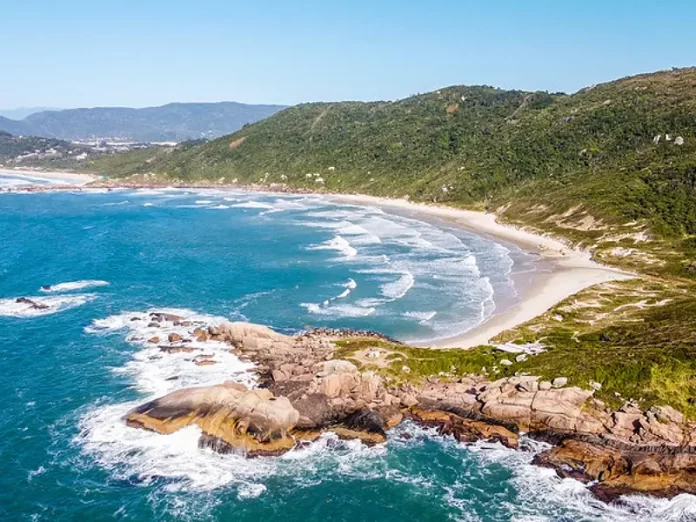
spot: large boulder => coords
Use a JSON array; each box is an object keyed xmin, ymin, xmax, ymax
[
  {"xmin": 410, "ymin": 408, "xmax": 519, "ymax": 449},
  {"xmin": 534, "ymin": 439, "xmax": 696, "ymax": 499},
  {"xmin": 530, "ymin": 387, "xmax": 603, "ymax": 435},
  {"xmin": 308, "ymin": 360, "xmax": 382, "ymax": 403},
  {"xmin": 211, "ymin": 321, "xmax": 292, "ymax": 346},
  {"xmin": 125, "ymin": 382, "xmax": 300, "ymax": 456}
]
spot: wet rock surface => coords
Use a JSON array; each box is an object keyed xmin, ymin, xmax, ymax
[
  {"xmin": 533, "ymin": 439, "xmax": 696, "ymax": 500},
  {"xmin": 15, "ymin": 297, "xmax": 49, "ymax": 310},
  {"xmin": 125, "ymin": 320, "xmax": 696, "ymax": 498},
  {"xmin": 126, "ymin": 382, "xmax": 300, "ymax": 457}
]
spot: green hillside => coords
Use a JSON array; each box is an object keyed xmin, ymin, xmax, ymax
[
  {"xmin": 77, "ymin": 67, "xmax": 696, "ymax": 416},
  {"xmin": 0, "ymin": 131, "xmax": 85, "ymax": 162},
  {"xmin": 90, "ymin": 68, "xmax": 696, "ymax": 275},
  {"xmin": 0, "ymin": 102, "xmax": 287, "ymax": 142}
]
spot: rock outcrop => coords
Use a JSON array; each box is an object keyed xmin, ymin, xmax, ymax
[
  {"xmin": 409, "ymin": 407, "xmax": 519, "ymax": 449},
  {"xmin": 126, "ymin": 382, "xmax": 300, "ymax": 456},
  {"xmin": 414, "ymin": 376, "xmax": 695, "ymax": 448},
  {"xmin": 15, "ymin": 297, "xmax": 49, "ymax": 310},
  {"xmin": 533, "ymin": 439, "xmax": 696, "ymax": 500},
  {"xmin": 124, "ymin": 319, "xmax": 696, "ymax": 498}
]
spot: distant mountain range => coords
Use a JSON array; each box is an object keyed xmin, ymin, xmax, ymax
[
  {"xmin": 0, "ymin": 102, "xmax": 287, "ymax": 142},
  {"xmin": 0, "ymin": 107, "xmax": 61, "ymax": 120},
  {"xmin": 109, "ymin": 68, "xmax": 696, "ymax": 245}
]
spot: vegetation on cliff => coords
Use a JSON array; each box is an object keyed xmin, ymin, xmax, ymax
[
  {"xmin": 335, "ymin": 275, "xmax": 696, "ymax": 421},
  {"xmin": 0, "ymin": 131, "xmax": 83, "ymax": 162},
  {"xmin": 79, "ymin": 67, "xmax": 696, "ymax": 419},
  {"xmin": 90, "ymin": 68, "xmax": 696, "ymax": 266}
]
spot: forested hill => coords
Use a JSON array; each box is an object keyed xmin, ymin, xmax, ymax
[
  {"xmin": 0, "ymin": 115, "xmax": 29, "ymax": 136},
  {"xmin": 90, "ymin": 67, "xmax": 696, "ymax": 275},
  {"xmin": 0, "ymin": 102, "xmax": 287, "ymax": 142},
  {"xmin": 0, "ymin": 131, "xmax": 82, "ymax": 161}
]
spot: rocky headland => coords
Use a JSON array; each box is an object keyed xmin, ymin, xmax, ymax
[{"xmin": 121, "ymin": 314, "xmax": 696, "ymax": 501}]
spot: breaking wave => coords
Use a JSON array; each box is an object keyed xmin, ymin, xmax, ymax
[
  {"xmin": 0, "ymin": 294, "xmax": 96, "ymax": 317},
  {"xmin": 40, "ymin": 280, "xmax": 109, "ymax": 293},
  {"xmin": 307, "ymin": 235, "xmax": 358, "ymax": 259}
]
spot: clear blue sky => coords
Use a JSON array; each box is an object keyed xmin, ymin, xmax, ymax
[{"xmin": 1, "ymin": 0, "xmax": 694, "ymax": 109}]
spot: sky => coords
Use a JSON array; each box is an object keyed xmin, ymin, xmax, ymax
[{"xmin": 0, "ymin": 0, "xmax": 694, "ymax": 110}]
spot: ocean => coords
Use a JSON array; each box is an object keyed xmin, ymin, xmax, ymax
[{"xmin": 0, "ymin": 174, "xmax": 694, "ymax": 521}]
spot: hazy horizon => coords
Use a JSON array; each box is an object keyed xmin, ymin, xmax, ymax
[{"xmin": 0, "ymin": 101, "xmax": 288, "ymax": 121}]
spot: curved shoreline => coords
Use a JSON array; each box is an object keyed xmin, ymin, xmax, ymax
[
  {"xmin": 4, "ymin": 178, "xmax": 694, "ymax": 503},
  {"xmin": 326, "ymin": 193, "xmax": 634, "ymax": 348},
  {"xmin": 0, "ymin": 168, "xmax": 96, "ymax": 186},
  {"xmin": 0, "ymin": 178, "xmax": 634, "ymax": 348}
]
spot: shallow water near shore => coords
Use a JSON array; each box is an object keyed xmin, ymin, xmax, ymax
[{"xmin": 1, "ymin": 184, "xmax": 694, "ymax": 521}]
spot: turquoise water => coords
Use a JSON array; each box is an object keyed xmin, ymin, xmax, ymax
[{"xmin": 0, "ymin": 179, "xmax": 694, "ymax": 521}]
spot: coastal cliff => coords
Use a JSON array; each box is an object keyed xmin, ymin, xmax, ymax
[{"xmin": 124, "ymin": 314, "xmax": 696, "ymax": 501}]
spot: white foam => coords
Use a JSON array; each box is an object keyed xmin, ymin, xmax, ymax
[
  {"xmin": 85, "ymin": 308, "xmax": 256, "ymax": 396},
  {"xmin": 308, "ymin": 235, "xmax": 358, "ymax": 259},
  {"xmin": 0, "ymin": 294, "xmax": 96, "ymax": 317},
  {"xmin": 300, "ymin": 277, "xmax": 362, "ymax": 316},
  {"xmin": 27, "ymin": 466, "xmax": 46, "ymax": 481},
  {"xmin": 336, "ymin": 223, "xmax": 382, "ymax": 245},
  {"xmin": 331, "ymin": 278, "xmax": 357, "ymax": 301},
  {"xmin": 229, "ymin": 201, "xmax": 275, "ymax": 210},
  {"xmin": 403, "ymin": 310, "xmax": 438, "ymax": 323},
  {"xmin": 299, "ymin": 219, "xmax": 347, "ymax": 230},
  {"xmin": 380, "ymin": 270, "xmax": 415, "ymax": 300},
  {"xmin": 237, "ymin": 483, "xmax": 267, "ymax": 499},
  {"xmin": 386, "ymin": 423, "xmax": 696, "ymax": 522},
  {"xmin": 194, "ymin": 189, "xmax": 230, "ymax": 197},
  {"xmin": 77, "ymin": 305, "xmax": 390, "ymax": 492},
  {"xmin": 78, "ymin": 404, "xmax": 272, "ymax": 492},
  {"xmin": 76, "ymin": 308, "xmax": 273, "ymax": 493},
  {"xmin": 335, "ymin": 288, "xmax": 351, "ymax": 299},
  {"xmin": 194, "ymin": 200, "xmax": 213, "ymax": 205},
  {"xmin": 76, "ymin": 363, "xmax": 695, "ymax": 522},
  {"xmin": 354, "ymin": 215, "xmax": 436, "ymax": 250},
  {"xmin": 77, "ymin": 406, "xmax": 386, "ymax": 496},
  {"xmin": 301, "ymin": 302, "xmax": 376, "ymax": 318},
  {"xmin": 40, "ymin": 280, "xmax": 109, "ymax": 293},
  {"xmin": 131, "ymin": 189, "xmax": 172, "ymax": 196},
  {"xmin": 456, "ymin": 435, "xmax": 696, "ymax": 522},
  {"xmin": 259, "ymin": 198, "xmax": 311, "ymax": 216}
]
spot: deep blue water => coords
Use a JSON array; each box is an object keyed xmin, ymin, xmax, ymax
[{"xmin": 0, "ymin": 179, "xmax": 693, "ymax": 521}]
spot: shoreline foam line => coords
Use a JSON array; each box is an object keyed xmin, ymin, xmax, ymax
[
  {"xmin": 2, "ymin": 179, "xmax": 634, "ymax": 347},
  {"xmin": 325, "ymin": 193, "xmax": 634, "ymax": 349}
]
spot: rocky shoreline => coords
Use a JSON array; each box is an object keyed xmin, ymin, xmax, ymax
[{"xmin": 123, "ymin": 315, "xmax": 696, "ymax": 501}]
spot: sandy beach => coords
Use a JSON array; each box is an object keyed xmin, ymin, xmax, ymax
[
  {"xmin": 0, "ymin": 168, "xmax": 96, "ymax": 186},
  {"xmin": 329, "ymin": 194, "xmax": 634, "ymax": 349},
  {"xmin": 1, "ymin": 177, "xmax": 634, "ymax": 347}
]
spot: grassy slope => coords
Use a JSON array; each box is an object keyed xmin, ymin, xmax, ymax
[
  {"xmin": 90, "ymin": 69, "xmax": 696, "ymax": 273},
  {"xmin": 83, "ymin": 68, "xmax": 696, "ymax": 416},
  {"xmin": 335, "ymin": 278, "xmax": 696, "ymax": 417}
]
